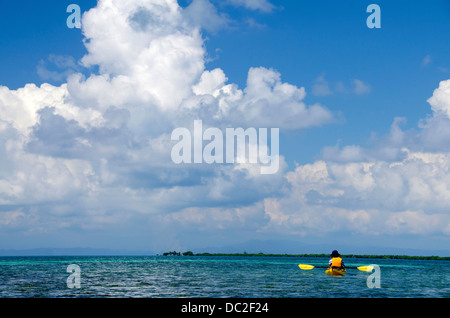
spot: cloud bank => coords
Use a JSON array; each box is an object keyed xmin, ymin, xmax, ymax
[{"xmin": 0, "ymin": 0, "xmax": 449, "ymax": 251}]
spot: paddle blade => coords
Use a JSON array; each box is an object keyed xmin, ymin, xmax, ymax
[
  {"xmin": 357, "ymin": 265, "xmax": 374, "ymax": 272},
  {"xmin": 298, "ymin": 264, "xmax": 315, "ymax": 270}
]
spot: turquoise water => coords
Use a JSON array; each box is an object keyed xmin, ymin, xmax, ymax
[{"xmin": 0, "ymin": 256, "xmax": 449, "ymax": 298}]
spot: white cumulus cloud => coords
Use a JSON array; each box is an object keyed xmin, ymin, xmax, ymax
[
  {"xmin": 0, "ymin": 0, "xmax": 333, "ymax": 246},
  {"xmin": 1, "ymin": 0, "xmax": 449, "ymax": 251}
]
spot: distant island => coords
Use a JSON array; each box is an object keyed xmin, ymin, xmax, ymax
[
  {"xmin": 161, "ymin": 251, "xmax": 450, "ymax": 261},
  {"xmin": 1, "ymin": 248, "xmax": 448, "ymax": 260}
]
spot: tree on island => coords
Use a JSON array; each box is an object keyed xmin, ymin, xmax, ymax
[{"xmin": 163, "ymin": 251, "xmax": 181, "ymax": 256}]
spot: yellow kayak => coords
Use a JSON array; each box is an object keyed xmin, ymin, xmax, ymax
[{"xmin": 325, "ymin": 268, "xmax": 347, "ymax": 276}]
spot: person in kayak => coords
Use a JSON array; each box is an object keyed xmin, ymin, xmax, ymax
[{"xmin": 328, "ymin": 250, "xmax": 346, "ymax": 269}]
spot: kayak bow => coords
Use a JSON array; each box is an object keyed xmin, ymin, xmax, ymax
[{"xmin": 325, "ymin": 268, "xmax": 347, "ymax": 276}]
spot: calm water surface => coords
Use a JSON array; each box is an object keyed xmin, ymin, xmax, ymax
[{"xmin": 0, "ymin": 256, "xmax": 449, "ymax": 298}]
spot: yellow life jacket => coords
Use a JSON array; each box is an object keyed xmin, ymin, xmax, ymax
[{"xmin": 331, "ymin": 257, "xmax": 342, "ymax": 268}]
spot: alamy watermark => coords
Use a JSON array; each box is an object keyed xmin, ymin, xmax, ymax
[
  {"xmin": 66, "ymin": 4, "xmax": 81, "ymax": 29},
  {"xmin": 366, "ymin": 264, "xmax": 381, "ymax": 288},
  {"xmin": 171, "ymin": 120, "xmax": 280, "ymax": 175},
  {"xmin": 66, "ymin": 264, "xmax": 81, "ymax": 289},
  {"xmin": 66, "ymin": 3, "xmax": 381, "ymax": 30},
  {"xmin": 366, "ymin": 4, "xmax": 381, "ymax": 29}
]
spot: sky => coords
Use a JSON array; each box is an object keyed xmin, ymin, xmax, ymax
[{"xmin": 0, "ymin": 0, "xmax": 450, "ymax": 255}]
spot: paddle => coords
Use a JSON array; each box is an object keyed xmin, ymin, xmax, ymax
[{"xmin": 298, "ymin": 264, "xmax": 374, "ymax": 271}]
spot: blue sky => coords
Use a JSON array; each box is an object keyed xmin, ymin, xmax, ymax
[
  {"xmin": 1, "ymin": 0, "xmax": 450, "ymax": 255},
  {"xmin": 2, "ymin": 0, "xmax": 448, "ymax": 163}
]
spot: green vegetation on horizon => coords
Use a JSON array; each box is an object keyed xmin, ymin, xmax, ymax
[{"xmin": 161, "ymin": 251, "xmax": 450, "ymax": 261}]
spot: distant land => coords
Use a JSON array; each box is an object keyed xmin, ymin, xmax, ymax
[
  {"xmin": 1, "ymin": 248, "xmax": 449, "ymax": 261},
  {"xmin": 190, "ymin": 239, "xmax": 450, "ymax": 257},
  {"xmin": 185, "ymin": 252, "xmax": 450, "ymax": 261},
  {"xmin": 1, "ymin": 239, "xmax": 449, "ymax": 257},
  {"xmin": 0, "ymin": 247, "xmax": 155, "ymax": 257}
]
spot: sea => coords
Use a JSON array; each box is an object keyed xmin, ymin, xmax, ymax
[{"xmin": 0, "ymin": 256, "xmax": 449, "ymax": 298}]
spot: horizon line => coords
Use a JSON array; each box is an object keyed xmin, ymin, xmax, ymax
[{"xmin": 0, "ymin": 248, "xmax": 449, "ymax": 259}]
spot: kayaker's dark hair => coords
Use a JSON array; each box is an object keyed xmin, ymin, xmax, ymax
[{"xmin": 331, "ymin": 250, "xmax": 340, "ymax": 257}]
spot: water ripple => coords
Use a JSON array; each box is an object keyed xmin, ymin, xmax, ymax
[{"xmin": 0, "ymin": 256, "xmax": 448, "ymax": 298}]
